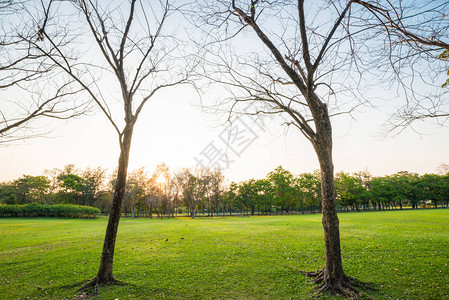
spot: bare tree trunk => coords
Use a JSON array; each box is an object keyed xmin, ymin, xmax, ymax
[
  {"xmin": 314, "ymin": 138, "xmax": 345, "ymax": 289},
  {"xmin": 96, "ymin": 126, "xmax": 134, "ymax": 284},
  {"xmin": 301, "ymin": 93, "xmax": 359, "ymax": 295}
]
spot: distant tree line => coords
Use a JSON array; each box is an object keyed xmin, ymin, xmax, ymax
[
  {"xmin": 1, "ymin": 164, "xmax": 448, "ymax": 218},
  {"xmin": 224, "ymin": 167, "xmax": 449, "ymax": 215},
  {"xmin": 0, "ymin": 164, "xmax": 107, "ymax": 208},
  {"xmin": 335, "ymin": 170, "xmax": 449, "ymax": 211}
]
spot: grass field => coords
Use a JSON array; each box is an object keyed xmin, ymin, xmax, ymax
[{"xmin": 0, "ymin": 209, "xmax": 448, "ymax": 299}]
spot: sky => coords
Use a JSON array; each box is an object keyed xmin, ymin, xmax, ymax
[
  {"xmin": 1, "ymin": 83, "xmax": 448, "ymax": 184},
  {"xmin": 1, "ymin": 1, "xmax": 448, "ymax": 184}
]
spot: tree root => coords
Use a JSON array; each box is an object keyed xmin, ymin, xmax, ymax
[
  {"xmin": 76, "ymin": 278, "xmax": 100, "ymax": 296},
  {"xmin": 300, "ymin": 269, "xmax": 375, "ymax": 299},
  {"xmin": 76, "ymin": 276, "xmax": 122, "ymax": 296}
]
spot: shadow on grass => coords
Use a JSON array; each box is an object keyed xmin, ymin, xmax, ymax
[
  {"xmin": 20, "ymin": 280, "xmax": 91, "ymax": 299},
  {"xmin": 74, "ymin": 278, "xmax": 132, "ymax": 297}
]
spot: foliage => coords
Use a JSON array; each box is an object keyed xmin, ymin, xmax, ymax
[
  {"xmin": 0, "ymin": 203, "xmax": 100, "ymax": 218},
  {"xmin": 1, "ymin": 164, "xmax": 449, "ymax": 216},
  {"xmin": 0, "ymin": 210, "xmax": 448, "ymax": 299},
  {"xmin": 57, "ymin": 173, "xmax": 85, "ymax": 204},
  {"xmin": 175, "ymin": 168, "xmax": 208, "ymax": 218},
  {"xmin": 267, "ymin": 167, "xmax": 296, "ymax": 214},
  {"xmin": 296, "ymin": 171, "xmax": 322, "ymax": 213},
  {"xmin": 0, "ymin": 165, "xmax": 107, "ymax": 208},
  {"xmin": 335, "ymin": 172, "xmax": 367, "ymax": 211},
  {"xmin": 10, "ymin": 175, "xmax": 50, "ymax": 204},
  {"xmin": 123, "ymin": 168, "xmax": 150, "ymax": 218},
  {"xmin": 419, "ymin": 173, "xmax": 449, "ymax": 208},
  {"xmin": 440, "ymin": 50, "xmax": 449, "ymax": 88},
  {"xmin": 53, "ymin": 165, "xmax": 106, "ymax": 206}
]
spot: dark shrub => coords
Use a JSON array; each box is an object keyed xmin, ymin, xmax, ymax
[{"xmin": 0, "ymin": 204, "xmax": 100, "ymax": 218}]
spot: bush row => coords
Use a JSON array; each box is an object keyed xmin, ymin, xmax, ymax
[{"xmin": 0, "ymin": 203, "xmax": 101, "ymax": 218}]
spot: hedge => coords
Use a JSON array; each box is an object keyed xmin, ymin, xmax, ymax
[{"xmin": 0, "ymin": 203, "xmax": 101, "ymax": 218}]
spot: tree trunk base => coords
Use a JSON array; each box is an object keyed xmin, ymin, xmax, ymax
[
  {"xmin": 76, "ymin": 276, "xmax": 122, "ymax": 296},
  {"xmin": 300, "ymin": 269, "xmax": 374, "ymax": 299}
]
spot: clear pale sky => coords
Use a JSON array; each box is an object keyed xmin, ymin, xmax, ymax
[{"xmin": 1, "ymin": 82, "xmax": 448, "ymax": 183}]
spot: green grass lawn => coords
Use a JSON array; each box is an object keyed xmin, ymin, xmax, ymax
[{"xmin": 0, "ymin": 209, "xmax": 448, "ymax": 299}]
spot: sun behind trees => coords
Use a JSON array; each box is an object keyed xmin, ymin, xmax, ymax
[{"xmin": 2, "ymin": 164, "xmax": 448, "ymax": 216}]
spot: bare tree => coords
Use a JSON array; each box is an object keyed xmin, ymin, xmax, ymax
[
  {"xmin": 436, "ymin": 163, "xmax": 449, "ymax": 175},
  {"xmin": 352, "ymin": 0, "xmax": 449, "ymax": 132},
  {"xmin": 123, "ymin": 168, "xmax": 149, "ymax": 219},
  {"xmin": 144, "ymin": 173, "xmax": 159, "ymax": 219},
  {"xmin": 22, "ymin": 0, "xmax": 193, "ymax": 291},
  {"xmin": 175, "ymin": 168, "xmax": 207, "ymax": 219},
  {"xmin": 0, "ymin": 1, "xmax": 87, "ymax": 144},
  {"xmin": 193, "ymin": 0, "xmax": 448, "ymax": 297},
  {"xmin": 162, "ymin": 168, "xmax": 180, "ymax": 218},
  {"xmin": 203, "ymin": 168, "xmax": 224, "ymax": 216},
  {"xmin": 150, "ymin": 163, "xmax": 178, "ymax": 218}
]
